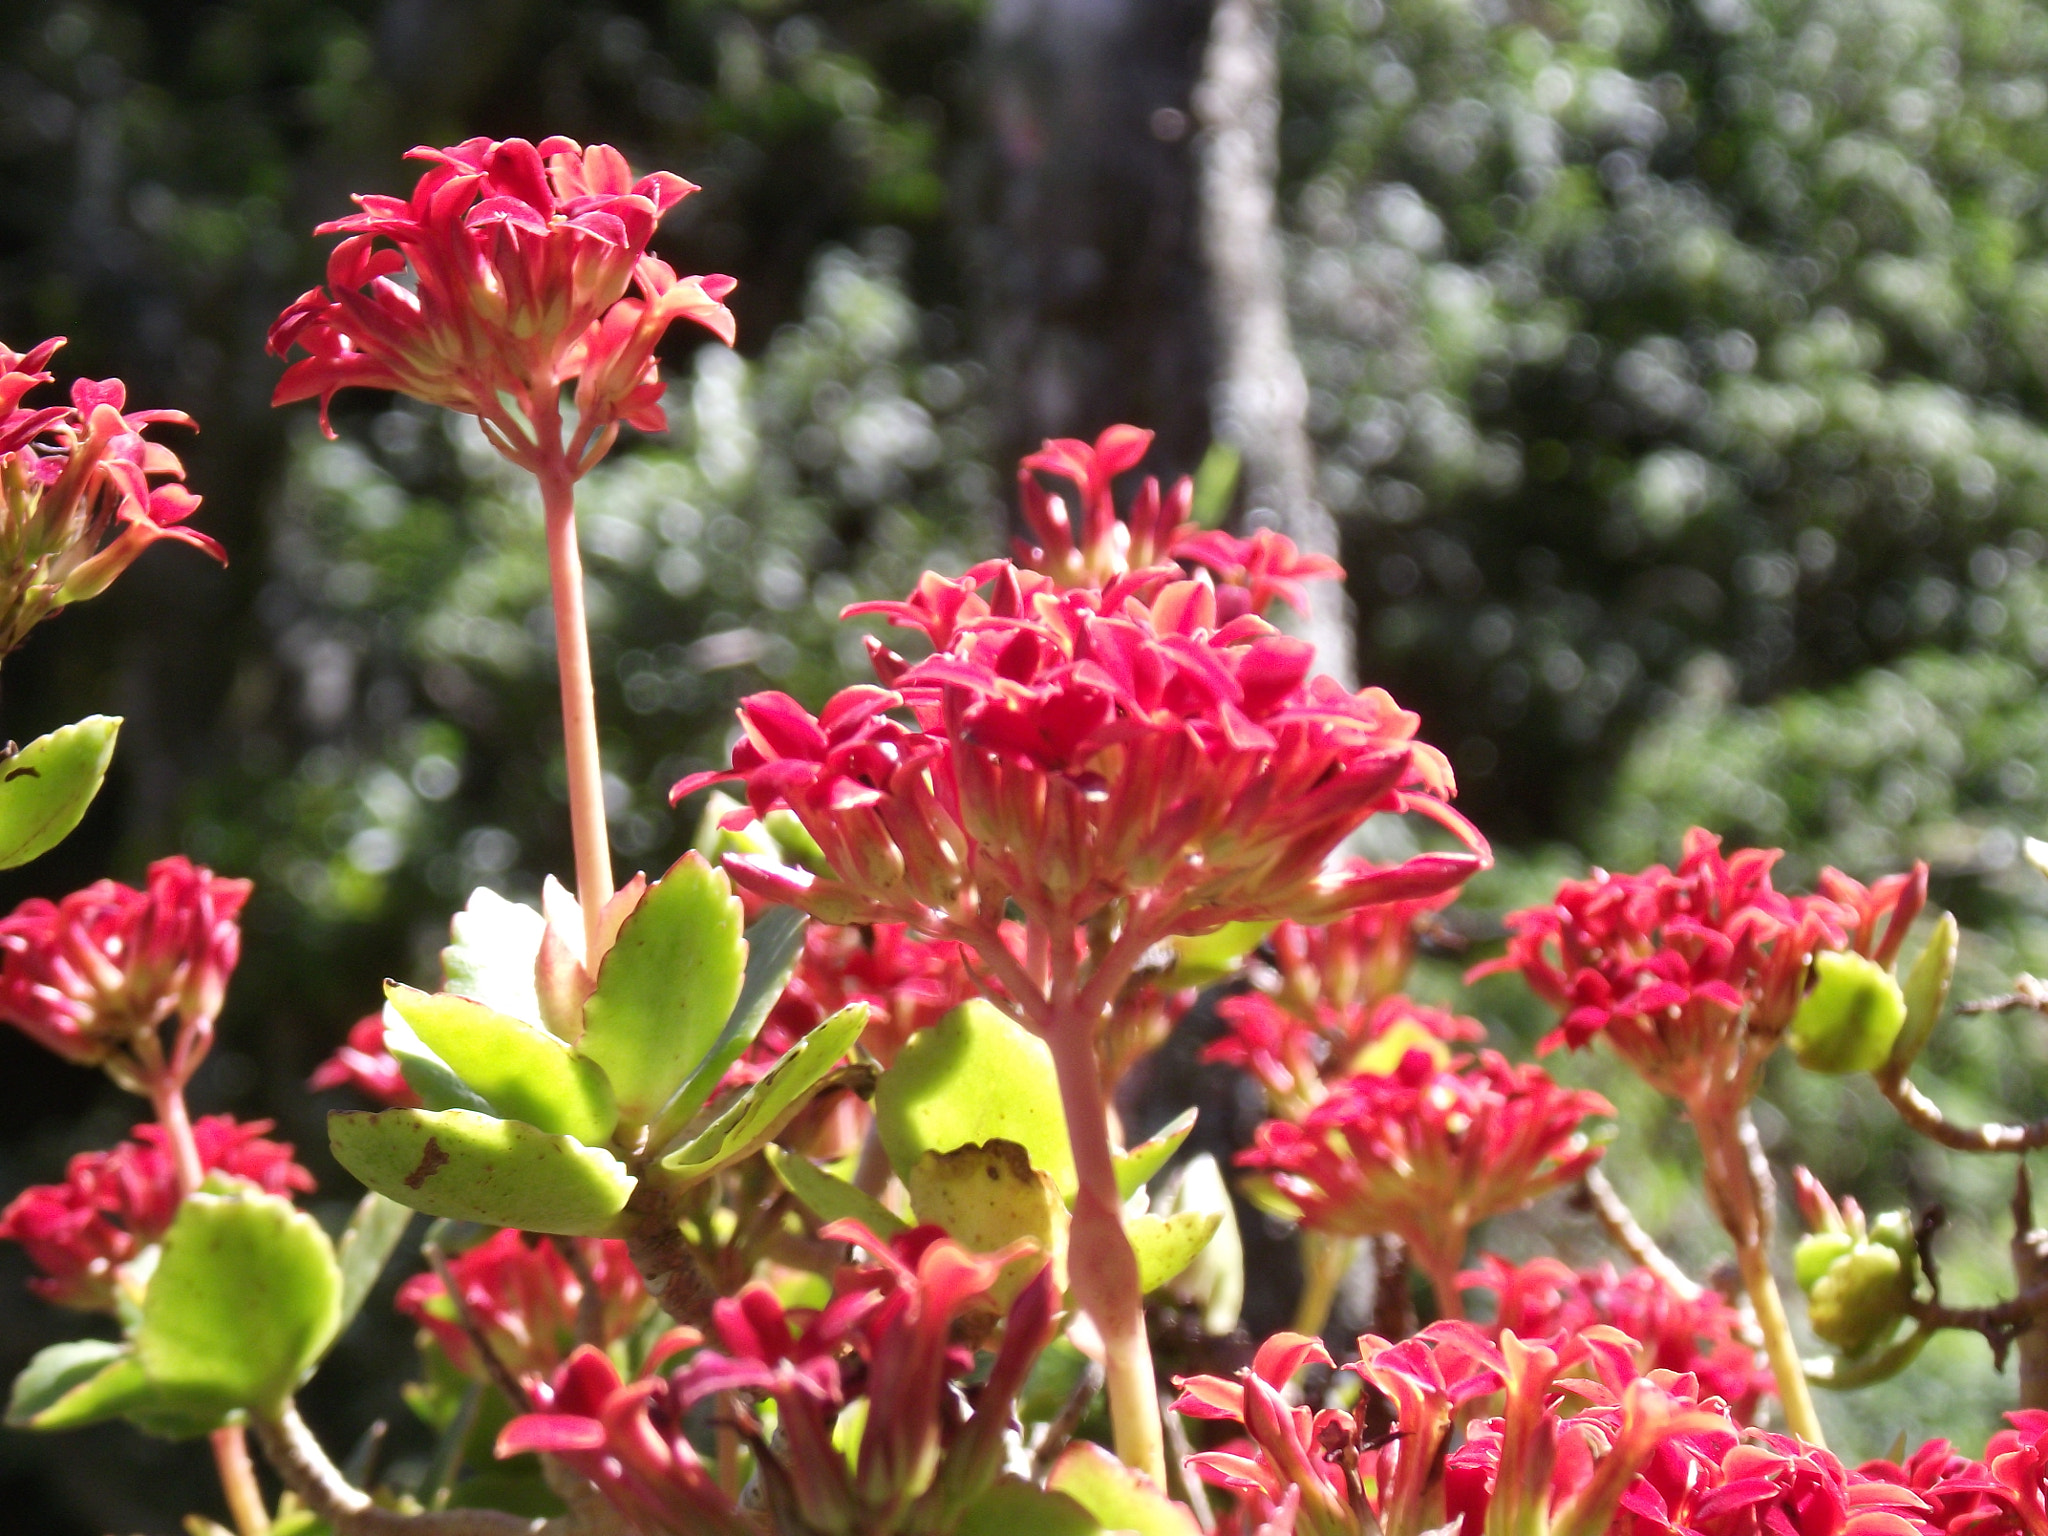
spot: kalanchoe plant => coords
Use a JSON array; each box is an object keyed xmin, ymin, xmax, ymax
[{"xmin": 678, "ymin": 424, "xmax": 1489, "ymax": 1478}]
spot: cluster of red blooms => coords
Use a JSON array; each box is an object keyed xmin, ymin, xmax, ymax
[
  {"xmin": 0, "ymin": 855, "xmax": 251, "ymax": 1088},
  {"xmin": 1459, "ymin": 1253, "xmax": 1775, "ymax": 1424},
  {"xmin": 0, "ymin": 337, "xmax": 221, "ymax": 658},
  {"xmin": 1237, "ymin": 1049, "xmax": 1610, "ymax": 1302},
  {"xmin": 498, "ymin": 1220, "xmax": 1058, "ymax": 1535},
  {"xmin": 676, "ymin": 430, "xmax": 1485, "ymax": 952},
  {"xmin": 1208, "ymin": 992, "xmax": 1483, "ymax": 1123},
  {"xmin": 1477, "ymin": 828, "xmax": 1925, "ymax": 1102},
  {"xmin": 1171, "ymin": 1320, "xmax": 1956, "ymax": 1536},
  {"xmin": 396, "ymin": 1229, "xmax": 649, "ymax": 1392},
  {"xmin": 747, "ymin": 920, "xmax": 978, "ymax": 1076},
  {"xmin": 0, "ymin": 1116, "xmax": 312, "ymax": 1311},
  {"xmin": 308, "ymin": 1013, "xmax": 419, "ymax": 1107},
  {"xmin": 268, "ymin": 136, "xmax": 735, "ymax": 473}
]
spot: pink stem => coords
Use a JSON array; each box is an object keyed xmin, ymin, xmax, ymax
[{"xmin": 537, "ymin": 455, "xmax": 615, "ymax": 957}]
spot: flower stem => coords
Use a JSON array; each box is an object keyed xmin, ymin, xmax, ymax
[
  {"xmin": 538, "ymin": 460, "xmax": 614, "ymax": 957},
  {"xmin": 1689, "ymin": 1095, "xmax": 1825, "ymax": 1446},
  {"xmin": 1043, "ymin": 1018, "xmax": 1166, "ymax": 1484},
  {"xmin": 1292, "ymin": 1231, "xmax": 1353, "ymax": 1338},
  {"xmin": 149, "ymin": 1071, "xmax": 273, "ymax": 1535}
]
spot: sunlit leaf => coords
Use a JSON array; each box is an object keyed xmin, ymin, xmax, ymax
[{"xmin": 0, "ymin": 716, "xmax": 120, "ymax": 870}]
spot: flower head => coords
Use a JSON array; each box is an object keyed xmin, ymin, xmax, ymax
[
  {"xmin": 268, "ymin": 137, "xmax": 735, "ymax": 472},
  {"xmin": 1013, "ymin": 425, "xmax": 1339, "ymax": 620},
  {"xmin": 0, "ymin": 1116, "xmax": 312, "ymax": 1311},
  {"xmin": 0, "ymin": 337, "xmax": 221, "ymax": 656},
  {"xmin": 678, "ymin": 558, "xmax": 1485, "ymax": 959},
  {"xmin": 746, "ymin": 920, "xmax": 979, "ymax": 1076},
  {"xmin": 1474, "ymin": 830, "xmax": 1925, "ymax": 1103},
  {"xmin": 502, "ymin": 1220, "xmax": 1059, "ymax": 1536},
  {"xmin": 309, "ymin": 1012, "xmax": 420, "ymax": 1107},
  {"xmin": 0, "ymin": 856, "xmax": 251, "ymax": 1083},
  {"xmin": 1267, "ymin": 871, "xmax": 1457, "ymax": 1018},
  {"xmin": 396, "ymin": 1229, "xmax": 649, "ymax": 1391},
  {"xmin": 1207, "ymin": 991, "xmax": 1483, "ymax": 1121},
  {"xmin": 1239, "ymin": 1049, "xmax": 1609, "ymax": 1290},
  {"xmin": 1460, "ymin": 1254, "xmax": 1774, "ymax": 1424}
]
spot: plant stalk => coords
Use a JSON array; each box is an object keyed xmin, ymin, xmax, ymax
[
  {"xmin": 1690, "ymin": 1095, "xmax": 1825, "ymax": 1445},
  {"xmin": 1292, "ymin": 1231, "xmax": 1353, "ymax": 1338},
  {"xmin": 1044, "ymin": 1017, "xmax": 1166, "ymax": 1484},
  {"xmin": 538, "ymin": 459, "xmax": 614, "ymax": 958}
]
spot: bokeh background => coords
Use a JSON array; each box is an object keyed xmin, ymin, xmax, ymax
[{"xmin": 8, "ymin": 0, "xmax": 2048, "ymax": 1527}]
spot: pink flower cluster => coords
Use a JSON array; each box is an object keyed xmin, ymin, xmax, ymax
[
  {"xmin": 1238, "ymin": 1048, "xmax": 1609, "ymax": 1297},
  {"xmin": 308, "ymin": 1013, "xmax": 420, "ymax": 1107},
  {"xmin": 268, "ymin": 136, "xmax": 734, "ymax": 470},
  {"xmin": 1174, "ymin": 1320, "xmax": 1921, "ymax": 1536},
  {"xmin": 0, "ymin": 855, "xmax": 251, "ymax": 1081},
  {"xmin": 396, "ymin": 1229, "xmax": 648, "ymax": 1392},
  {"xmin": 0, "ymin": 1116, "xmax": 313, "ymax": 1311},
  {"xmin": 749, "ymin": 920, "xmax": 979, "ymax": 1076},
  {"xmin": 1014, "ymin": 426, "xmax": 1339, "ymax": 620},
  {"xmin": 1207, "ymin": 991, "xmax": 1483, "ymax": 1122},
  {"xmin": 1460, "ymin": 1254, "xmax": 1774, "ymax": 1424},
  {"xmin": 1476, "ymin": 829, "xmax": 1925, "ymax": 1101},
  {"xmin": 0, "ymin": 337, "xmax": 221, "ymax": 656},
  {"xmin": 499, "ymin": 1220, "xmax": 1058, "ymax": 1534},
  {"xmin": 678, "ymin": 544, "xmax": 1483, "ymax": 952}
]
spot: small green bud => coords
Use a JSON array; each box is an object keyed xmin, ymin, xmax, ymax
[
  {"xmin": 1794, "ymin": 1232, "xmax": 1855, "ymax": 1291},
  {"xmin": 1797, "ymin": 1207, "xmax": 1917, "ymax": 1358},
  {"xmin": 1790, "ymin": 951, "xmax": 1907, "ymax": 1074}
]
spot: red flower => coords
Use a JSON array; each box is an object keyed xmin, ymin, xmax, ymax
[
  {"xmin": 0, "ymin": 1116, "xmax": 312, "ymax": 1311},
  {"xmin": 1238, "ymin": 1050, "xmax": 1609, "ymax": 1300},
  {"xmin": 308, "ymin": 1012, "xmax": 420, "ymax": 1107},
  {"xmin": 1013, "ymin": 425, "xmax": 1339, "ymax": 620},
  {"xmin": 1206, "ymin": 991, "xmax": 1483, "ymax": 1121},
  {"xmin": 678, "ymin": 561, "xmax": 1484, "ymax": 947},
  {"xmin": 0, "ymin": 856, "xmax": 251, "ymax": 1082},
  {"xmin": 1268, "ymin": 871, "xmax": 1457, "ymax": 1018},
  {"xmin": 502, "ymin": 1221, "xmax": 1059, "ymax": 1535},
  {"xmin": 1459, "ymin": 1254, "xmax": 1774, "ymax": 1424},
  {"xmin": 396, "ymin": 1229, "xmax": 648, "ymax": 1391},
  {"xmin": 1473, "ymin": 829, "xmax": 1925, "ymax": 1103},
  {"xmin": 268, "ymin": 137, "xmax": 735, "ymax": 471},
  {"xmin": 1611, "ymin": 1429, "xmax": 1929, "ymax": 1536},
  {"xmin": 0, "ymin": 337, "xmax": 221, "ymax": 656}
]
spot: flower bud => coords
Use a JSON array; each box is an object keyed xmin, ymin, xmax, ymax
[
  {"xmin": 1795, "ymin": 1207, "xmax": 1916, "ymax": 1357},
  {"xmin": 1790, "ymin": 950, "xmax": 1906, "ymax": 1074}
]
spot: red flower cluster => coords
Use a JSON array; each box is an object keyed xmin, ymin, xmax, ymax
[
  {"xmin": 1207, "ymin": 992, "xmax": 1483, "ymax": 1121},
  {"xmin": 1460, "ymin": 1253, "xmax": 1774, "ymax": 1424},
  {"xmin": 1860, "ymin": 1413, "xmax": 2048, "ymax": 1536},
  {"xmin": 745, "ymin": 920, "xmax": 978, "ymax": 1076},
  {"xmin": 268, "ymin": 136, "xmax": 735, "ymax": 471},
  {"xmin": 1174, "ymin": 1320, "xmax": 1917, "ymax": 1536},
  {"xmin": 0, "ymin": 1116, "xmax": 313, "ymax": 1311},
  {"xmin": 0, "ymin": 337, "xmax": 221, "ymax": 656},
  {"xmin": 500, "ymin": 1220, "xmax": 1059, "ymax": 1535},
  {"xmin": 678, "ymin": 557, "xmax": 1484, "ymax": 950},
  {"xmin": 1267, "ymin": 871, "xmax": 1457, "ymax": 1019},
  {"xmin": 308, "ymin": 1013, "xmax": 419, "ymax": 1107},
  {"xmin": 1238, "ymin": 1049, "xmax": 1609, "ymax": 1301},
  {"xmin": 396, "ymin": 1229, "xmax": 648, "ymax": 1391},
  {"xmin": 1014, "ymin": 425, "xmax": 1339, "ymax": 620},
  {"xmin": 0, "ymin": 856, "xmax": 251, "ymax": 1082},
  {"xmin": 1475, "ymin": 829, "xmax": 1925, "ymax": 1102}
]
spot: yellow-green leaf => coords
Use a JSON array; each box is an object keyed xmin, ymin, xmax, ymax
[
  {"xmin": 659, "ymin": 1003, "xmax": 868, "ymax": 1183},
  {"xmin": 330, "ymin": 1108, "xmax": 634, "ymax": 1236},
  {"xmin": 1115, "ymin": 1109, "xmax": 1196, "ymax": 1200},
  {"xmin": 1048, "ymin": 1442, "xmax": 1202, "ymax": 1536},
  {"xmin": 1128, "ymin": 1210, "xmax": 1224, "ymax": 1293},
  {"xmin": 0, "ymin": 715, "xmax": 119, "ymax": 870},
  {"xmin": 386, "ymin": 983, "xmax": 617, "ymax": 1144},
  {"xmin": 764, "ymin": 1145, "xmax": 908, "ymax": 1240},
  {"xmin": 905, "ymin": 1140, "xmax": 1065, "ymax": 1305}
]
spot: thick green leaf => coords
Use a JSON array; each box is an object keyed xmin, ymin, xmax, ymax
[
  {"xmin": 441, "ymin": 887, "xmax": 546, "ymax": 1026},
  {"xmin": 874, "ymin": 1001, "xmax": 1075, "ymax": 1198},
  {"xmin": 334, "ymin": 1192, "xmax": 415, "ymax": 1338},
  {"xmin": 955, "ymin": 1478, "xmax": 1103, "ymax": 1536},
  {"xmin": 0, "ymin": 715, "xmax": 119, "ymax": 870},
  {"xmin": 1128, "ymin": 1210, "xmax": 1224, "ymax": 1293},
  {"xmin": 905, "ymin": 1140, "xmax": 1066, "ymax": 1306},
  {"xmin": 7, "ymin": 1340, "xmax": 128, "ymax": 1428},
  {"xmin": 137, "ymin": 1188, "xmax": 343, "ymax": 1417},
  {"xmin": 1157, "ymin": 1154, "xmax": 1244, "ymax": 1335},
  {"xmin": 1789, "ymin": 952, "xmax": 1906, "ymax": 1074},
  {"xmin": 764, "ymin": 1145, "xmax": 908, "ymax": 1239},
  {"xmin": 579, "ymin": 851, "xmax": 747, "ymax": 1125},
  {"xmin": 330, "ymin": 1108, "xmax": 635, "ymax": 1236},
  {"xmin": 383, "ymin": 1004, "xmax": 492, "ymax": 1115},
  {"xmin": 1167, "ymin": 920, "xmax": 1271, "ymax": 988},
  {"xmin": 1048, "ymin": 1442, "xmax": 1203, "ymax": 1536},
  {"xmin": 1114, "ymin": 1109, "xmax": 1196, "ymax": 1200},
  {"xmin": 386, "ymin": 983, "xmax": 617, "ymax": 1144},
  {"xmin": 1888, "ymin": 912, "xmax": 1958, "ymax": 1080},
  {"xmin": 650, "ymin": 906, "xmax": 809, "ymax": 1146},
  {"xmin": 659, "ymin": 1003, "xmax": 868, "ymax": 1183}
]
